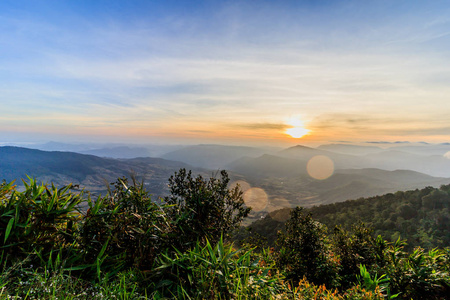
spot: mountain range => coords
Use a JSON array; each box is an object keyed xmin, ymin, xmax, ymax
[
  {"xmin": 1, "ymin": 142, "xmax": 450, "ymax": 222},
  {"xmin": 0, "ymin": 146, "xmax": 194, "ymax": 196}
]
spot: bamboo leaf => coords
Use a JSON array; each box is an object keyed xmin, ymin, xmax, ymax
[{"xmin": 4, "ymin": 217, "xmax": 14, "ymax": 243}]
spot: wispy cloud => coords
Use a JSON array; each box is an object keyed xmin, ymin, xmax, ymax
[{"xmin": 1, "ymin": 1, "xmax": 450, "ymax": 144}]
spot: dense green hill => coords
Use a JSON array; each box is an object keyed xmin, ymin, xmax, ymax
[{"xmin": 236, "ymin": 184, "xmax": 450, "ymax": 250}]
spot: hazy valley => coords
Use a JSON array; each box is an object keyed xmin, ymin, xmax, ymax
[{"xmin": 2, "ymin": 142, "xmax": 450, "ymax": 223}]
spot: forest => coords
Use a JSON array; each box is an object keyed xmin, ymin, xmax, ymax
[
  {"xmin": 0, "ymin": 169, "xmax": 449, "ymax": 299},
  {"xmin": 237, "ymin": 184, "xmax": 450, "ymax": 251}
]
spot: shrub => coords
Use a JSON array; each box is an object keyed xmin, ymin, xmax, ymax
[
  {"xmin": 0, "ymin": 178, "xmax": 82, "ymax": 266},
  {"xmin": 78, "ymin": 177, "xmax": 169, "ymax": 275},
  {"xmin": 382, "ymin": 240, "xmax": 450, "ymax": 299},
  {"xmin": 150, "ymin": 237, "xmax": 284, "ymax": 299},
  {"xmin": 276, "ymin": 207, "xmax": 339, "ymax": 287},
  {"xmin": 164, "ymin": 169, "xmax": 251, "ymax": 250},
  {"xmin": 332, "ymin": 224, "xmax": 387, "ymax": 289}
]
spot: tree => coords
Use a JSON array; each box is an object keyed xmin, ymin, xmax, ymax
[
  {"xmin": 164, "ymin": 169, "xmax": 250, "ymax": 250},
  {"xmin": 275, "ymin": 207, "xmax": 338, "ymax": 287},
  {"xmin": 333, "ymin": 223, "xmax": 387, "ymax": 289}
]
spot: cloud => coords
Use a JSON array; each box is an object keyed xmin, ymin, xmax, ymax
[
  {"xmin": 1, "ymin": 1, "xmax": 450, "ymax": 144},
  {"xmin": 230, "ymin": 123, "xmax": 288, "ymax": 131},
  {"xmin": 366, "ymin": 141, "xmax": 411, "ymax": 144}
]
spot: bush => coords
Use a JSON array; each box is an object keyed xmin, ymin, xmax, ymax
[
  {"xmin": 276, "ymin": 207, "xmax": 339, "ymax": 287},
  {"xmin": 78, "ymin": 177, "xmax": 169, "ymax": 275},
  {"xmin": 164, "ymin": 169, "xmax": 251, "ymax": 250},
  {"xmin": 0, "ymin": 178, "xmax": 82, "ymax": 267},
  {"xmin": 150, "ymin": 237, "xmax": 285, "ymax": 299},
  {"xmin": 333, "ymin": 224, "xmax": 387, "ymax": 289},
  {"xmin": 382, "ymin": 240, "xmax": 450, "ymax": 299}
]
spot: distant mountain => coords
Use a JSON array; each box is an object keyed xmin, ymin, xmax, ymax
[
  {"xmin": 3, "ymin": 145, "xmax": 449, "ymax": 220},
  {"xmin": 275, "ymin": 144, "xmax": 450, "ymax": 178},
  {"xmin": 30, "ymin": 141, "xmax": 98, "ymax": 152},
  {"xmin": 161, "ymin": 144, "xmax": 274, "ymax": 169},
  {"xmin": 227, "ymin": 150, "xmax": 449, "ymax": 219},
  {"xmin": 227, "ymin": 147, "xmax": 360, "ymax": 180},
  {"xmin": 0, "ymin": 146, "xmax": 194, "ymax": 196},
  {"xmin": 278, "ymin": 145, "xmax": 333, "ymax": 160},
  {"xmin": 277, "ymin": 145, "xmax": 364, "ymax": 169},
  {"xmin": 27, "ymin": 142, "xmax": 184, "ymax": 158},
  {"xmin": 227, "ymin": 154, "xmax": 307, "ymax": 179},
  {"xmin": 391, "ymin": 143, "xmax": 450, "ymax": 156},
  {"xmin": 362, "ymin": 150, "xmax": 450, "ymax": 177},
  {"xmin": 317, "ymin": 144, "xmax": 383, "ymax": 155},
  {"xmin": 80, "ymin": 146, "xmax": 153, "ymax": 158},
  {"xmin": 310, "ymin": 168, "xmax": 449, "ymax": 205}
]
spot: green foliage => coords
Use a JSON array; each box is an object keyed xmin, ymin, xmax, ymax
[
  {"xmin": 1, "ymin": 172, "xmax": 450, "ymax": 299},
  {"xmin": 78, "ymin": 176, "xmax": 170, "ymax": 275},
  {"xmin": 150, "ymin": 237, "xmax": 285, "ymax": 299},
  {"xmin": 381, "ymin": 240, "xmax": 450, "ymax": 299},
  {"xmin": 164, "ymin": 169, "xmax": 251, "ymax": 250},
  {"xmin": 309, "ymin": 184, "xmax": 450, "ymax": 250},
  {"xmin": 358, "ymin": 264, "xmax": 398, "ymax": 299},
  {"xmin": 241, "ymin": 184, "xmax": 450, "ymax": 253},
  {"xmin": 333, "ymin": 224, "xmax": 387, "ymax": 289},
  {"xmin": 0, "ymin": 177, "xmax": 82, "ymax": 266},
  {"xmin": 275, "ymin": 207, "xmax": 339, "ymax": 287}
]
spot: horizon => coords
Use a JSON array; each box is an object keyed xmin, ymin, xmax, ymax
[
  {"xmin": 2, "ymin": 139, "xmax": 449, "ymax": 151},
  {"xmin": 1, "ymin": 1, "xmax": 450, "ymax": 146}
]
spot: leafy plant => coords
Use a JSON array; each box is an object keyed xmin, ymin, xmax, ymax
[
  {"xmin": 0, "ymin": 178, "xmax": 82, "ymax": 266},
  {"xmin": 151, "ymin": 237, "xmax": 284, "ymax": 299},
  {"xmin": 164, "ymin": 169, "xmax": 251, "ymax": 250},
  {"xmin": 357, "ymin": 264, "xmax": 398, "ymax": 299},
  {"xmin": 276, "ymin": 207, "xmax": 339, "ymax": 287},
  {"xmin": 333, "ymin": 224, "xmax": 387, "ymax": 289},
  {"xmin": 78, "ymin": 176, "xmax": 169, "ymax": 275}
]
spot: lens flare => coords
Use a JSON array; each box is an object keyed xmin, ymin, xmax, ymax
[
  {"xmin": 307, "ymin": 155, "xmax": 334, "ymax": 180},
  {"xmin": 243, "ymin": 187, "xmax": 268, "ymax": 211},
  {"xmin": 267, "ymin": 196, "xmax": 291, "ymax": 213},
  {"xmin": 230, "ymin": 180, "xmax": 251, "ymax": 193}
]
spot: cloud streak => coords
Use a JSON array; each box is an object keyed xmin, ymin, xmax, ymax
[{"xmin": 1, "ymin": 1, "xmax": 450, "ymax": 144}]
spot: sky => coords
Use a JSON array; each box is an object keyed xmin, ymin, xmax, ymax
[{"xmin": 1, "ymin": 0, "xmax": 450, "ymax": 147}]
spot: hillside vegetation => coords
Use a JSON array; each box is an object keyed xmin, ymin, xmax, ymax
[
  {"xmin": 1, "ymin": 170, "xmax": 449, "ymax": 299},
  {"xmin": 236, "ymin": 184, "xmax": 450, "ymax": 251}
]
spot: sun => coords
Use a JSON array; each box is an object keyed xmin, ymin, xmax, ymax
[
  {"xmin": 285, "ymin": 117, "xmax": 310, "ymax": 138},
  {"xmin": 286, "ymin": 127, "xmax": 310, "ymax": 138}
]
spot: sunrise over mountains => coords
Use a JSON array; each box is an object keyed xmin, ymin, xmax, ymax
[{"xmin": 1, "ymin": 1, "xmax": 450, "ymax": 298}]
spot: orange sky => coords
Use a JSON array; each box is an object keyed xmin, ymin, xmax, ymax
[{"xmin": 1, "ymin": 1, "xmax": 450, "ymax": 146}]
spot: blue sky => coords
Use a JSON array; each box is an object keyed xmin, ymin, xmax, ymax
[{"xmin": 1, "ymin": 0, "xmax": 450, "ymax": 145}]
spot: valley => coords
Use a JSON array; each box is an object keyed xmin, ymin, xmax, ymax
[{"xmin": 2, "ymin": 142, "xmax": 450, "ymax": 224}]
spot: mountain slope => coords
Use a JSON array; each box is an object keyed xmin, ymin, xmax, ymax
[
  {"xmin": 317, "ymin": 144, "xmax": 383, "ymax": 155},
  {"xmin": 162, "ymin": 144, "xmax": 271, "ymax": 169},
  {"xmin": 238, "ymin": 184, "xmax": 450, "ymax": 250},
  {"xmin": 0, "ymin": 146, "xmax": 193, "ymax": 196}
]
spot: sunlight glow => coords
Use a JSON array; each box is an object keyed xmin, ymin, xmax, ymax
[
  {"xmin": 285, "ymin": 117, "xmax": 310, "ymax": 138},
  {"xmin": 286, "ymin": 127, "xmax": 310, "ymax": 138}
]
